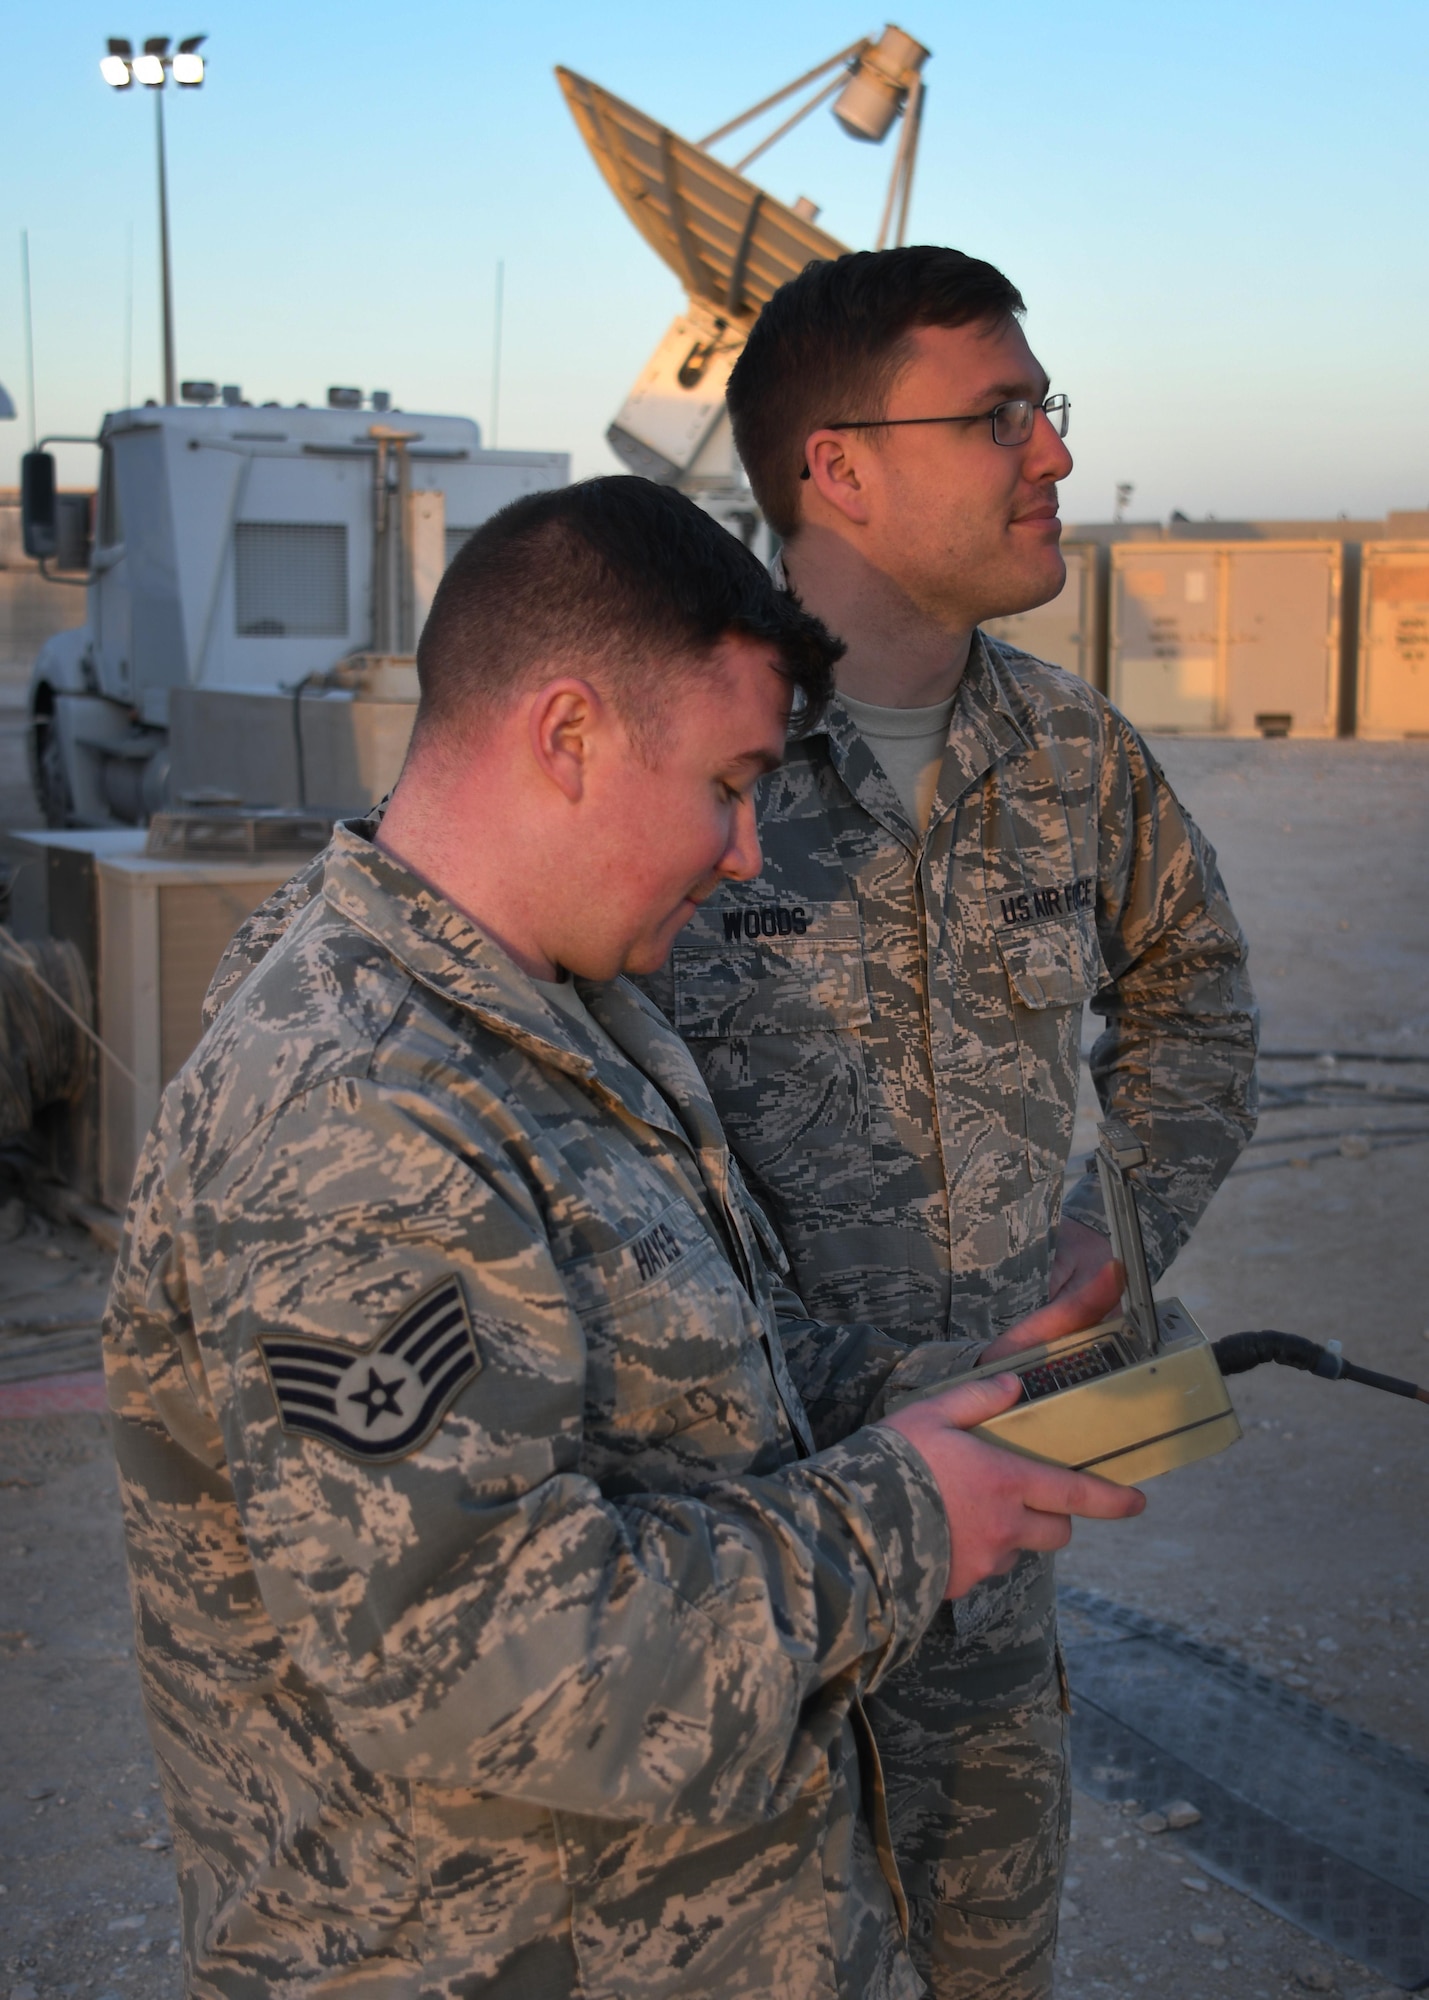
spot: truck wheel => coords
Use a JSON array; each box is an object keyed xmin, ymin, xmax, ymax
[{"xmin": 29, "ymin": 710, "xmax": 74, "ymax": 829}]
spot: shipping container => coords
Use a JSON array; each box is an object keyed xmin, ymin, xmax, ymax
[
  {"xmin": 1109, "ymin": 541, "xmax": 1341, "ymax": 736},
  {"xmin": 1356, "ymin": 543, "xmax": 1429, "ymax": 739},
  {"xmin": 982, "ymin": 541, "xmax": 1101, "ymax": 686}
]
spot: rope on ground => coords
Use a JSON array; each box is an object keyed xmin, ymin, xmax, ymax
[
  {"xmin": 0, "ymin": 931, "xmax": 104, "ymax": 1147},
  {"xmin": 0, "ymin": 930, "xmax": 138, "ymax": 1114}
]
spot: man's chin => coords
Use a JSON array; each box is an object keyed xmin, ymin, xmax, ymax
[
  {"xmin": 620, "ymin": 940, "xmax": 673, "ymax": 979},
  {"xmin": 982, "ymin": 550, "xmax": 1067, "ymax": 621},
  {"xmin": 621, "ymin": 900, "xmax": 701, "ymax": 978}
]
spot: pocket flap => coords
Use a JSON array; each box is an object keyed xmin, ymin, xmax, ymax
[
  {"xmin": 993, "ymin": 916, "xmax": 1104, "ymax": 1010},
  {"xmin": 671, "ymin": 899, "xmax": 871, "ymax": 1037}
]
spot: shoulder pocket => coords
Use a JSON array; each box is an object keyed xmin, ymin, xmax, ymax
[{"xmin": 671, "ymin": 899, "xmax": 871, "ymax": 1038}]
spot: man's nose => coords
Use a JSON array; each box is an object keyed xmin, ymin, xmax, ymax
[
  {"xmin": 1028, "ymin": 410, "xmax": 1073, "ymax": 481},
  {"xmin": 720, "ymin": 797, "xmax": 763, "ymax": 882}
]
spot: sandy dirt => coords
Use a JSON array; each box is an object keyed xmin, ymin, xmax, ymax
[{"xmin": 1, "ymin": 735, "xmax": 1426, "ymax": 2000}]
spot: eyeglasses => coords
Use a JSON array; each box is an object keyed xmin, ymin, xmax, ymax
[{"xmin": 800, "ymin": 393, "xmax": 1070, "ymax": 477}]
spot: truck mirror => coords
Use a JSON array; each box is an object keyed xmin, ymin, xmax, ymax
[{"xmin": 21, "ymin": 451, "xmax": 58, "ymax": 560}]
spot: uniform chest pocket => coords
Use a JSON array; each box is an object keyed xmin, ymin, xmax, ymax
[
  {"xmin": 992, "ymin": 914, "xmax": 1108, "ymax": 1187},
  {"xmin": 670, "ymin": 898, "xmax": 871, "ymax": 1037},
  {"xmin": 667, "ymin": 900, "xmax": 874, "ymax": 1228},
  {"xmin": 559, "ymin": 1204, "xmax": 783, "ymax": 1482},
  {"xmin": 993, "ymin": 911, "xmax": 1105, "ymax": 1011}
]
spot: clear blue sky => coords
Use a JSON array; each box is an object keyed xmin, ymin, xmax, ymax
[{"xmin": 3, "ymin": 0, "xmax": 1427, "ymax": 525}]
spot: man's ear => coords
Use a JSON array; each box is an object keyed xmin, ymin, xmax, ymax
[
  {"xmin": 802, "ymin": 430, "xmax": 875, "ymax": 528},
  {"xmin": 528, "ymin": 678, "xmax": 605, "ymax": 804}
]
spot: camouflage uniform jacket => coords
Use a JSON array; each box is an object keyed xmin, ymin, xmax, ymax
[
  {"xmin": 106, "ymin": 823, "xmax": 952, "ymax": 2000},
  {"xmin": 641, "ymin": 634, "xmax": 1258, "ymax": 1376}
]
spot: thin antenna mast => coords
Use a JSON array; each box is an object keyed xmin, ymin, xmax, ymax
[
  {"xmin": 20, "ymin": 229, "xmax": 37, "ymax": 449},
  {"xmin": 490, "ymin": 259, "xmax": 504, "ymax": 450}
]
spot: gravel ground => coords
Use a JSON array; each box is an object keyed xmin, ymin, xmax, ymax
[
  {"xmin": 1, "ymin": 1407, "xmax": 182, "ymax": 2000},
  {"xmin": 1, "ymin": 734, "xmax": 1426, "ymax": 1999}
]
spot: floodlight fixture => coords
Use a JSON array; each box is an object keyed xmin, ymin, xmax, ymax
[{"xmin": 100, "ymin": 33, "xmax": 209, "ymax": 404}]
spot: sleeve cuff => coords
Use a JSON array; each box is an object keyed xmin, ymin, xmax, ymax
[
  {"xmin": 868, "ymin": 1338, "xmax": 988, "ymax": 1419},
  {"xmin": 801, "ymin": 1425, "xmax": 950, "ymax": 1683}
]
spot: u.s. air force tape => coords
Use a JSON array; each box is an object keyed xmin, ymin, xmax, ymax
[{"xmin": 256, "ymin": 1276, "xmax": 481, "ymax": 1463}]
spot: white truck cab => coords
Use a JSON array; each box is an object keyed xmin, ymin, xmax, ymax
[{"xmin": 25, "ymin": 398, "xmax": 568, "ymax": 825}]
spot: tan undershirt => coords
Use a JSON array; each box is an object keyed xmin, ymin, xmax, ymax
[{"xmin": 838, "ymin": 689, "xmax": 957, "ymax": 832}]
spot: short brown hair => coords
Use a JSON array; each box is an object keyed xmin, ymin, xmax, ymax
[
  {"xmin": 415, "ymin": 476, "xmax": 841, "ymax": 752},
  {"xmin": 726, "ymin": 246, "xmax": 1026, "ymax": 538}
]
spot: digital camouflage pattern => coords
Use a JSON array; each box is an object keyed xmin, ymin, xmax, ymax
[
  {"xmin": 639, "ymin": 632, "xmax": 1259, "ymax": 1998},
  {"xmin": 198, "ymin": 635, "xmax": 1258, "ymax": 1997},
  {"xmin": 107, "ymin": 823, "xmax": 966, "ymax": 2000}
]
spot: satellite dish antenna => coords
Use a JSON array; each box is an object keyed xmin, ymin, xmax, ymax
[
  {"xmin": 556, "ymin": 70, "xmax": 851, "ymax": 326},
  {"xmin": 557, "ymin": 28, "xmax": 930, "ymax": 533}
]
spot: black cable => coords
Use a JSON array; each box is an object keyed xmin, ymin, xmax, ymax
[
  {"xmin": 288, "ymin": 671, "xmax": 323, "ymax": 810},
  {"xmin": 1259, "ymin": 1048, "xmax": 1429, "ymax": 1065},
  {"xmin": 1213, "ymin": 1330, "xmax": 1429, "ymax": 1404}
]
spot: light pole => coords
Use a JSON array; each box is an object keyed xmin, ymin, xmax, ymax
[{"xmin": 100, "ymin": 34, "xmax": 206, "ymax": 406}]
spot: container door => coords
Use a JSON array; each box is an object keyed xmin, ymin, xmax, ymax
[
  {"xmin": 1110, "ymin": 548, "xmax": 1220, "ymax": 730},
  {"xmin": 1220, "ymin": 546, "xmax": 1339, "ymax": 738},
  {"xmin": 1359, "ymin": 546, "xmax": 1429, "ymax": 738}
]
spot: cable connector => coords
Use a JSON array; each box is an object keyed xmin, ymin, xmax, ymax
[{"xmin": 1213, "ymin": 1331, "xmax": 1427, "ymax": 1404}]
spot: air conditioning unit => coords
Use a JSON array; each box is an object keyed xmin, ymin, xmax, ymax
[{"xmin": 95, "ymin": 850, "xmax": 306, "ymax": 1209}]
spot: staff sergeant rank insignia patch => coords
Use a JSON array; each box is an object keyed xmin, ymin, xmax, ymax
[{"xmin": 257, "ymin": 1277, "xmax": 481, "ymax": 1462}]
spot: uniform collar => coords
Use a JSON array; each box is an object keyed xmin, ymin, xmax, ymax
[
  {"xmin": 806, "ymin": 631, "xmax": 1035, "ymax": 846},
  {"xmin": 320, "ymin": 822, "xmax": 715, "ymax": 1157},
  {"xmin": 940, "ymin": 631, "xmax": 1038, "ymax": 803},
  {"xmin": 321, "ymin": 822, "xmax": 775, "ymax": 1315}
]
